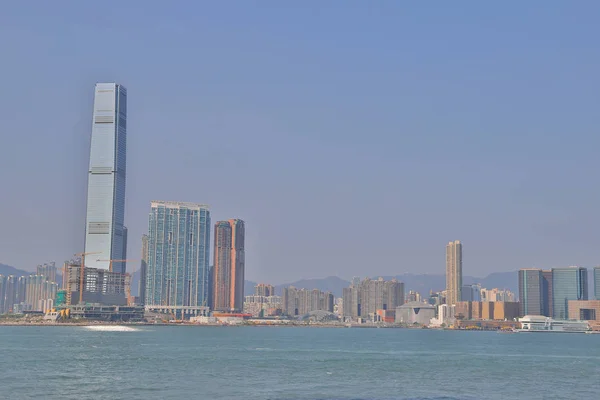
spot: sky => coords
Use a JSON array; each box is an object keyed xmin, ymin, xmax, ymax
[{"xmin": 0, "ymin": 2, "xmax": 599, "ymax": 284}]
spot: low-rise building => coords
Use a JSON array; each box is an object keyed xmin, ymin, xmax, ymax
[
  {"xmin": 396, "ymin": 302, "xmax": 436, "ymax": 325},
  {"xmin": 493, "ymin": 301, "xmax": 520, "ymax": 320},
  {"xmin": 568, "ymin": 300, "xmax": 600, "ymax": 323}
]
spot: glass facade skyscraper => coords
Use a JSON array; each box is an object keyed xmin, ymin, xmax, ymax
[
  {"xmin": 84, "ymin": 83, "xmax": 128, "ymax": 273},
  {"xmin": 146, "ymin": 201, "xmax": 211, "ymax": 314},
  {"xmin": 552, "ymin": 267, "xmax": 588, "ymax": 319},
  {"xmin": 595, "ymin": 267, "xmax": 600, "ymax": 300},
  {"xmin": 518, "ymin": 269, "xmax": 546, "ymax": 317}
]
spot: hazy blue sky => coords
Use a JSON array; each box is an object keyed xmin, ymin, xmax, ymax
[{"xmin": 1, "ymin": 2, "xmax": 599, "ymax": 283}]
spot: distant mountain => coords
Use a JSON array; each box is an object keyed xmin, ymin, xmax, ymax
[
  {"xmin": 118, "ymin": 269, "xmax": 597, "ymax": 301},
  {"xmin": 377, "ymin": 272, "xmax": 518, "ymax": 297},
  {"xmin": 0, "ymin": 264, "xmax": 30, "ymax": 277},
  {"xmin": 274, "ymin": 276, "xmax": 351, "ymax": 297},
  {"xmin": 243, "ymin": 272, "xmax": 519, "ymax": 299},
  {"xmin": 244, "ymin": 277, "xmax": 351, "ymax": 298}
]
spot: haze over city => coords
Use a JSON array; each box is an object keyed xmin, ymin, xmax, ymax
[{"xmin": 1, "ymin": 2, "xmax": 600, "ymax": 283}]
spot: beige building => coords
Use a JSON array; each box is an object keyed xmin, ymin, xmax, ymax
[
  {"xmin": 481, "ymin": 302, "xmax": 494, "ymax": 320},
  {"xmin": 445, "ymin": 240, "xmax": 462, "ymax": 305},
  {"xmin": 471, "ymin": 301, "xmax": 483, "ymax": 319},
  {"xmin": 493, "ymin": 301, "xmax": 520, "ymax": 320},
  {"xmin": 455, "ymin": 301, "xmax": 472, "ymax": 320},
  {"xmin": 212, "ymin": 219, "xmax": 246, "ymax": 312},
  {"xmin": 568, "ymin": 300, "xmax": 600, "ymax": 322}
]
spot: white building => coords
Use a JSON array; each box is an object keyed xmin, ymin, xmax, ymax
[
  {"xmin": 396, "ymin": 302, "xmax": 436, "ymax": 325},
  {"xmin": 430, "ymin": 304, "xmax": 455, "ymax": 327}
]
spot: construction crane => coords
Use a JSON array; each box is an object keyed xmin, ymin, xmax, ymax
[
  {"xmin": 96, "ymin": 259, "xmax": 139, "ymax": 305},
  {"xmin": 73, "ymin": 252, "xmax": 101, "ymax": 304}
]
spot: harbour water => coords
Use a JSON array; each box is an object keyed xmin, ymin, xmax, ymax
[{"xmin": 1, "ymin": 326, "xmax": 599, "ymax": 399}]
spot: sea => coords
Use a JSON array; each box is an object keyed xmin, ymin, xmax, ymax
[{"xmin": 0, "ymin": 326, "xmax": 599, "ymax": 400}]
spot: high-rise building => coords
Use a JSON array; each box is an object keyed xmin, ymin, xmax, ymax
[
  {"xmin": 36, "ymin": 262, "xmax": 57, "ymax": 283},
  {"xmin": 255, "ymin": 283, "xmax": 275, "ymax": 297},
  {"xmin": 146, "ymin": 201, "xmax": 211, "ymax": 318},
  {"xmin": 138, "ymin": 234, "xmax": 148, "ymax": 305},
  {"xmin": 26, "ymin": 275, "xmax": 58, "ymax": 312},
  {"xmin": 594, "ymin": 267, "xmax": 600, "ymax": 300},
  {"xmin": 552, "ymin": 266, "xmax": 588, "ymax": 319},
  {"xmin": 0, "ymin": 275, "xmax": 5, "ymax": 314},
  {"xmin": 84, "ymin": 83, "xmax": 128, "ymax": 274},
  {"xmin": 212, "ymin": 219, "xmax": 245, "ymax": 312},
  {"xmin": 542, "ymin": 270, "xmax": 553, "ymax": 317},
  {"xmin": 3, "ymin": 276, "xmax": 17, "ymax": 314},
  {"xmin": 518, "ymin": 269, "xmax": 545, "ymax": 317},
  {"xmin": 282, "ymin": 287, "xmax": 334, "ymax": 316},
  {"xmin": 445, "ymin": 240, "xmax": 462, "ymax": 306},
  {"xmin": 342, "ymin": 278, "xmax": 404, "ymax": 320}
]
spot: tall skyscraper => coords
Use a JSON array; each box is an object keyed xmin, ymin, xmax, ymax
[
  {"xmin": 84, "ymin": 83, "xmax": 128, "ymax": 274},
  {"xmin": 518, "ymin": 269, "xmax": 545, "ymax": 316},
  {"xmin": 594, "ymin": 267, "xmax": 600, "ymax": 300},
  {"xmin": 138, "ymin": 234, "xmax": 148, "ymax": 305},
  {"xmin": 212, "ymin": 219, "xmax": 245, "ymax": 312},
  {"xmin": 542, "ymin": 270, "xmax": 553, "ymax": 317},
  {"xmin": 445, "ymin": 240, "xmax": 462, "ymax": 306},
  {"xmin": 552, "ymin": 266, "xmax": 588, "ymax": 319},
  {"xmin": 145, "ymin": 201, "xmax": 211, "ymax": 317}
]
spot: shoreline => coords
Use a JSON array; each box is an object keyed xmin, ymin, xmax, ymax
[{"xmin": 0, "ymin": 321, "xmax": 502, "ymax": 331}]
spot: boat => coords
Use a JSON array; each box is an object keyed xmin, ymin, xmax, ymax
[{"xmin": 515, "ymin": 315, "xmax": 590, "ymax": 333}]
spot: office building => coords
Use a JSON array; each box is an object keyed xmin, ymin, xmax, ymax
[
  {"xmin": 282, "ymin": 287, "xmax": 334, "ymax": 316},
  {"xmin": 84, "ymin": 83, "xmax": 128, "ymax": 274},
  {"xmin": 552, "ymin": 267, "xmax": 588, "ymax": 319},
  {"xmin": 146, "ymin": 201, "xmax": 211, "ymax": 318},
  {"xmin": 461, "ymin": 285, "xmax": 473, "ymax": 301},
  {"xmin": 445, "ymin": 240, "xmax": 462, "ymax": 305},
  {"xmin": 518, "ymin": 269, "xmax": 545, "ymax": 317},
  {"xmin": 255, "ymin": 283, "xmax": 275, "ymax": 297},
  {"xmin": 138, "ymin": 234, "xmax": 148, "ymax": 305},
  {"xmin": 342, "ymin": 278, "xmax": 404, "ymax": 320},
  {"xmin": 542, "ymin": 270, "xmax": 553, "ymax": 317},
  {"xmin": 595, "ymin": 267, "xmax": 600, "ymax": 300},
  {"xmin": 212, "ymin": 219, "xmax": 245, "ymax": 312}
]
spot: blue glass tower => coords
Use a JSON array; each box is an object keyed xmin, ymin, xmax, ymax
[
  {"xmin": 552, "ymin": 267, "xmax": 588, "ymax": 319},
  {"xmin": 146, "ymin": 201, "xmax": 211, "ymax": 314},
  {"xmin": 518, "ymin": 269, "xmax": 546, "ymax": 316},
  {"xmin": 594, "ymin": 267, "xmax": 600, "ymax": 300},
  {"xmin": 84, "ymin": 83, "xmax": 128, "ymax": 273}
]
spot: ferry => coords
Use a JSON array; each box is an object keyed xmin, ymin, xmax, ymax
[{"xmin": 515, "ymin": 315, "xmax": 590, "ymax": 333}]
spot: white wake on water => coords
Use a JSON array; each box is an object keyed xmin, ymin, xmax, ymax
[{"xmin": 82, "ymin": 325, "xmax": 140, "ymax": 332}]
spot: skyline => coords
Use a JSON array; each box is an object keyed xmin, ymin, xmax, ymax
[{"xmin": 2, "ymin": 2, "xmax": 600, "ymax": 282}]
